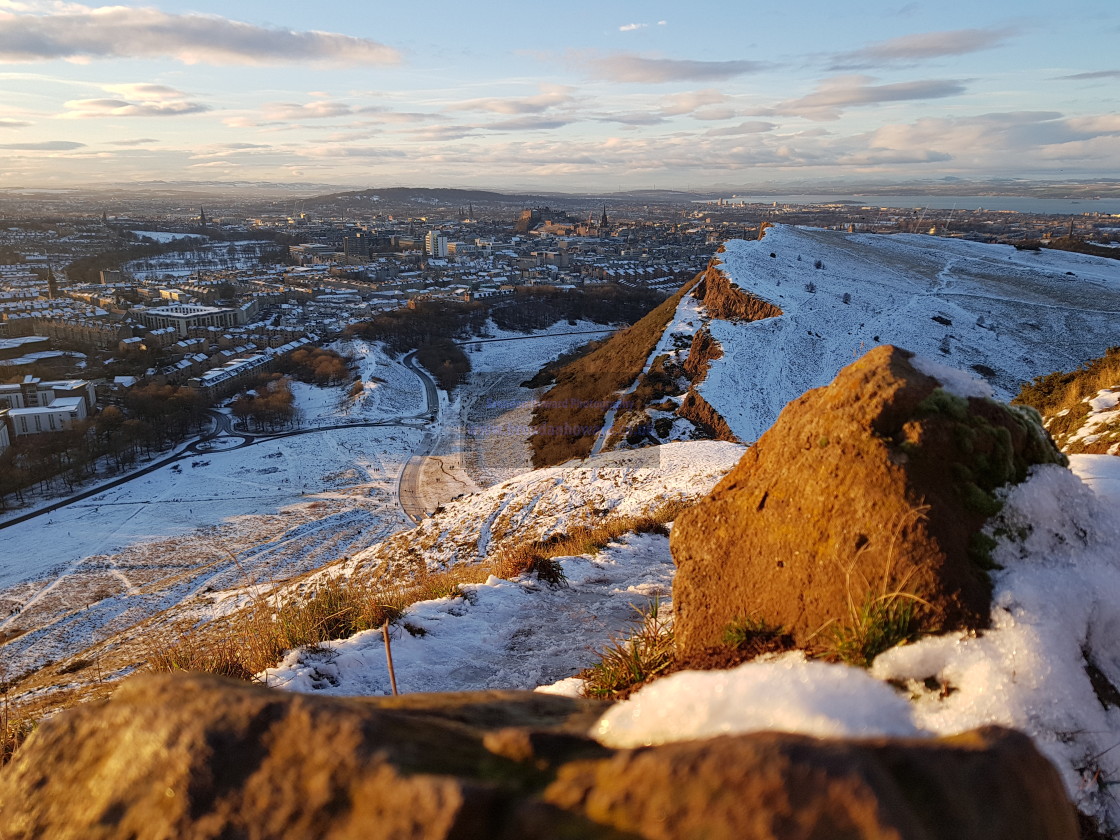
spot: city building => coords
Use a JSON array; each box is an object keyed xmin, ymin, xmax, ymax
[{"xmin": 140, "ymin": 303, "xmax": 239, "ymax": 337}]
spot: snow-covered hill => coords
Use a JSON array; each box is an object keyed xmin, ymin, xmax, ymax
[{"xmin": 674, "ymin": 226, "xmax": 1120, "ymax": 443}]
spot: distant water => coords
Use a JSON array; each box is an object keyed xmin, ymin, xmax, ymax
[{"xmin": 725, "ymin": 194, "xmax": 1120, "ymax": 216}]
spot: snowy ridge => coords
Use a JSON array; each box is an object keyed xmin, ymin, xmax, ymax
[{"xmin": 694, "ymin": 226, "xmax": 1120, "ymax": 443}]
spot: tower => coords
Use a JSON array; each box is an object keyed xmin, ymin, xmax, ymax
[
  {"xmin": 600, "ymin": 206, "xmax": 608, "ymax": 229},
  {"xmin": 46, "ymin": 260, "xmax": 58, "ymax": 299},
  {"xmin": 200, "ymin": 207, "xmax": 208, "ymax": 228}
]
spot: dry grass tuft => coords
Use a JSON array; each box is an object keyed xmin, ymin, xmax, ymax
[
  {"xmin": 2, "ymin": 688, "xmax": 36, "ymax": 767},
  {"xmin": 1015, "ymin": 347, "xmax": 1120, "ymax": 446},
  {"xmin": 581, "ymin": 599, "xmax": 674, "ymax": 701}
]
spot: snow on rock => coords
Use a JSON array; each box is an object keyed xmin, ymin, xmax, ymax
[
  {"xmin": 579, "ymin": 457, "xmax": 1120, "ymax": 824},
  {"xmin": 265, "ymin": 531, "xmax": 679, "ymax": 695},
  {"xmin": 697, "ymin": 226, "xmax": 1120, "ymax": 443},
  {"xmin": 594, "ymin": 656, "xmax": 922, "ymax": 748},
  {"xmin": 910, "ymin": 354, "xmax": 995, "ymax": 400},
  {"xmin": 871, "ymin": 458, "xmax": 1120, "ymax": 823}
]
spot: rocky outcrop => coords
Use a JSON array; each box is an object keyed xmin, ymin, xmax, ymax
[
  {"xmin": 682, "ymin": 327, "xmax": 723, "ymax": 382},
  {"xmin": 670, "ymin": 345, "xmax": 1067, "ymax": 656},
  {"xmin": 0, "ymin": 673, "xmax": 1079, "ymax": 840},
  {"xmin": 692, "ymin": 261, "xmax": 783, "ymax": 323},
  {"xmin": 679, "ymin": 390, "xmax": 737, "ymax": 442}
]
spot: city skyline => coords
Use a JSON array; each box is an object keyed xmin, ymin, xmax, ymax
[{"xmin": 0, "ymin": 0, "xmax": 1117, "ymax": 191}]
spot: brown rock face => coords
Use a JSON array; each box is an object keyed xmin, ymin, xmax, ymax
[
  {"xmin": 0, "ymin": 673, "xmax": 1078, "ymax": 840},
  {"xmin": 526, "ymin": 727, "xmax": 1077, "ymax": 840},
  {"xmin": 679, "ymin": 390, "xmax": 737, "ymax": 442},
  {"xmin": 671, "ymin": 345, "xmax": 1066, "ymax": 656},
  {"xmin": 0, "ymin": 673, "xmax": 604, "ymax": 840},
  {"xmin": 692, "ymin": 260, "xmax": 784, "ymax": 322}
]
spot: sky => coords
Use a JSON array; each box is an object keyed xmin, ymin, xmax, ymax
[{"xmin": 0, "ymin": 0, "xmax": 1117, "ymax": 192}]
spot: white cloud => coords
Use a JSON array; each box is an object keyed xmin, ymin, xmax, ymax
[
  {"xmin": 0, "ymin": 118, "xmax": 31, "ymax": 127},
  {"xmin": 449, "ymin": 86, "xmax": 576, "ymax": 115},
  {"xmin": 0, "ymin": 5, "xmax": 401, "ymax": 66},
  {"xmin": 619, "ymin": 23, "xmax": 647, "ymax": 32},
  {"xmin": 579, "ymin": 52, "xmax": 766, "ymax": 83},
  {"xmin": 0, "ymin": 139, "xmax": 83, "ymax": 150},
  {"xmin": 705, "ymin": 121, "xmax": 776, "ymax": 137},
  {"xmin": 61, "ymin": 83, "xmax": 209, "ymax": 117},
  {"xmin": 830, "ymin": 28, "xmax": 1015, "ymax": 69},
  {"xmin": 659, "ymin": 89, "xmax": 727, "ymax": 116},
  {"xmin": 260, "ymin": 101, "xmax": 356, "ymax": 121},
  {"xmin": 762, "ymin": 75, "xmax": 966, "ymax": 121}
]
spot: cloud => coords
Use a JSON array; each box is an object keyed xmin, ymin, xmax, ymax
[
  {"xmin": 480, "ymin": 115, "xmax": 574, "ymax": 132},
  {"xmin": 659, "ymin": 89, "xmax": 727, "ymax": 116},
  {"xmin": 763, "ymin": 75, "xmax": 966, "ymax": 121},
  {"xmin": 301, "ymin": 145, "xmax": 408, "ymax": 159},
  {"xmin": 106, "ymin": 137, "xmax": 158, "ymax": 146},
  {"xmin": 0, "ymin": 5, "xmax": 401, "ymax": 66},
  {"xmin": 0, "ymin": 119, "xmax": 31, "ymax": 127},
  {"xmin": 619, "ymin": 23, "xmax": 647, "ymax": 32},
  {"xmin": 449, "ymin": 86, "xmax": 575, "ymax": 115},
  {"xmin": 0, "ymin": 140, "xmax": 84, "ymax": 150},
  {"xmin": 261, "ymin": 101, "xmax": 356, "ymax": 120},
  {"xmin": 1058, "ymin": 70, "xmax": 1120, "ymax": 81},
  {"xmin": 830, "ymin": 28, "xmax": 1014, "ymax": 69},
  {"xmin": 63, "ymin": 97, "xmax": 210, "ymax": 117},
  {"xmin": 705, "ymin": 121, "xmax": 776, "ymax": 137},
  {"xmin": 864, "ymin": 111, "xmax": 1120, "ymax": 165},
  {"xmin": 595, "ymin": 111, "xmax": 667, "ymax": 126},
  {"xmin": 581, "ymin": 52, "xmax": 766, "ymax": 83},
  {"xmin": 62, "ymin": 83, "xmax": 210, "ymax": 118}
]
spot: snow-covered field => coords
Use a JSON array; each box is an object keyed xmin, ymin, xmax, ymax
[
  {"xmin": 288, "ymin": 338, "xmax": 427, "ymax": 425},
  {"xmin": 123, "ymin": 239, "xmax": 275, "ymax": 281},
  {"xmin": 697, "ymin": 226, "xmax": 1120, "ymax": 442},
  {"xmin": 0, "ymin": 341, "xmax": 427, "ymax": 681},
  {"xmin": 416, "ymin": 320, "xmax": 617, "ymax": 505},
  {"xmin": 338, "ymin": 441, "xmax": 744, "ymax": 581}
]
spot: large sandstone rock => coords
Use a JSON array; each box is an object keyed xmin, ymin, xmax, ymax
[
  {"xmin": 671, "ymin": 345, "xmax": 1065, "ymax": 656},
  {"xmin": 0, "ymin": 673, "xmax": 1078, "ymax": 840}
]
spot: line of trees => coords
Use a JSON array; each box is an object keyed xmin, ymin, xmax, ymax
[
  {"xmin": 274, "ymin": 347, "xmax": 353, "ymax": 386},
  {"xmin": 231, "ymin": 375, "xmax": 297, "ymax": 431},
  {"xmin": 0, "ymin": 384, "xmax": 210, "ymax": 511}
]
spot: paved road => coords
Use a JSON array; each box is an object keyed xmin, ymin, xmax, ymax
[
  {"xmin": 454, "ymin": 328, "xmax": 613, "ymax": 347},
  {"xmin": 396, "ymin": 351, "xmax": 441, "ymax": 524}
]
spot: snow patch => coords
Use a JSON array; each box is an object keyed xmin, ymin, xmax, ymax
[
  {"xmin": 595, "ymin": 656, "xmax": 922, "ymax": 748},
  {"xmin": 911, "ymin": 354, "xmax": 994, "ymax": 400}
]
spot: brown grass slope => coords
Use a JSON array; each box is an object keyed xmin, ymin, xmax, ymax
[
  {"xmin": 1014, "ymin": 347, "xmax": 1120, "ymax": 452},
  {"xmin": 528, "ymin": 277, "xmax": 698, "ymax": 467}
]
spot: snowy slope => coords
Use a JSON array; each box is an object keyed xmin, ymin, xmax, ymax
[
  {"xmin": 337, "ymin": 441, "xmax": 744, "ymax": 580},
  {"xmin": 696, "ymin": 226, "xmax": 1120, "ymax": 442},
  {"xmin": 266, "ymin": 531, "xmax": 676, "ymax": 695}
]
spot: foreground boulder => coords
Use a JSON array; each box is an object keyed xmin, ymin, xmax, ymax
[
  {"xmin": 0, "ymin": 673, "xmax": 1078, "ymax": 839},
  {"xmin": 671, "ymin": 345, "xmax": 1065, "ymax": 656}
]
